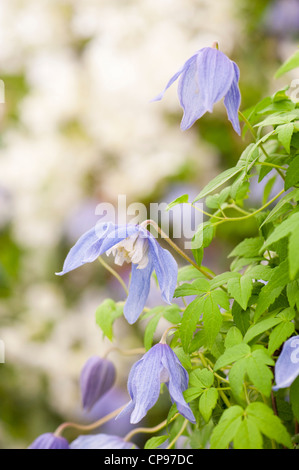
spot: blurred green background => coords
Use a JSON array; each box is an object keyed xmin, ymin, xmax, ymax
[{"xmin": 0, "ymin": 0, "xmax": 298, "ymax": 448}]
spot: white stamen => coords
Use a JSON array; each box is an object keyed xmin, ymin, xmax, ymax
[
  {"xmin": 160, "ymin": 368, "xmax": 170, "ymax": 383},
  {"xmin": 107, "ymin": 232, "xmax": 149, "ymax": 269}
]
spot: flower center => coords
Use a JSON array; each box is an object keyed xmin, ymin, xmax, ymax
[
  {"xmin": 107, "ymin": 232, "xmax": 149, "ymax": 269},
  {"xmin": 160, "ymin": 367, "xmax": 170, "ymax": 383}
]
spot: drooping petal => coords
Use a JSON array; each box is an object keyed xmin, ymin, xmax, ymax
[
  {"xmin": 197, "ymin": 47, "xmax": 235, "ymax": 113},
  {"xmin": 119, "ymin": 346, "xmax": 163, "ymax": 424},
  {"xmin": 28, "ymin": 433, "xmax": 69, "ymax": 449},
  {"xmin": 123, "ymin": 259, "xmax": 154, "ymax": 324},
  {"xmin": 80, "ymin": 356, "xmax": 116, "ymax": 410},
  {"xmin": 177, "ymin": 52, "xmax": 207, "ymax": 130},
  {"xmin": 56, "ymin": 222, "xmax": 114, "ymax": 275},
  {"xmin": 70, "ymin": 433, "xmax": 137, "ymax": 449},
  {"xmin": 151, "ymin": 53, "xmax": 198, "ymax": 102},
  {"xmin": 147, "ymin": 235, "xmax": 178, "ymax": 304},
  {"xmin": 224, "ymin": 62, "xmax": 241, "ymax": 135},
  {"xmin": 161, "ymin": 346, "xmax": 196, "ymax": 423},
  {"xmin": 273, "ymin": 335, "xmax": 299, "ymax": 391}
]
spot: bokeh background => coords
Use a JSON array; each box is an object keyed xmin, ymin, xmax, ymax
[{"xmin": 0, "ymin": 0, "xmax": 298, "ymax": 449}]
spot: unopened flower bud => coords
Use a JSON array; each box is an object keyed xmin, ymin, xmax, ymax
[
  {"xmin": 80, "ymin": 355, "xmax": 116, "ymax": 410},
  {"xmin": 28, "ymin": 432, "xmax": 69, "ymax": 449}
]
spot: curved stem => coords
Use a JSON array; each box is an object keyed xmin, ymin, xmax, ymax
[
  {"xmin": 256, "ymin": 161, "xmax": 286, "ymax": 171},
  {"xmin": 124, "ymin": 419, "xmax": 168, "ymax": 442},
  {"xmin": 238, "ymin": 110, "xmax": 285, "ymax": 181},
  {"xmin": 98, "ymin": 257, "xmax": 129, "ymax": 296},
  {"xmin": 160, "ymin": 326, "xmax": 178, "ymax": 344},
  {"xmin": 103, "ymin": 346, "xmax": 145, "ymax": 359},
  {"xmin": 166, "ymin": 419, "xmax": 188, "ymax": 449},
  {"xmin": 140, "ymin": 219, "xmax": 214, "ymax": 280},
  {"xmin": 189, "ymin": 203, "xmax": 225, "ymax": 220},
  {"xmin": 212, "ymin": 189, "xmax": 284, "ymax": 227},
  {"xmin": 54, "ymin": 404, "xmax": 126, "ymax": 437}
]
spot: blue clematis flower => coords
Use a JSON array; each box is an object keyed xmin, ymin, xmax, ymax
[
  {"xmin": 117, "ymin": 343, "xmax": 196, "ymax": 424},
  {"xmin": 152, "ymin": 46, "xmax": 241, "ymax": 134},
  {"xmin": 80, "ymin": 356, "xmax": 116, "ymax": 410},
  {"xmin": 70, "ymin": 433, "xmax": 137, "ymax": 449},
  {"xmin": 28, "ymin": 433, "xmax": 69, "ymax": 449},
  {"xmin": 273, "ymin": 335, "xmax": 299, "ymax": 391},
  {"xmin": 56, "ymin": 222, "xmax": 178, "ymax": 324}
]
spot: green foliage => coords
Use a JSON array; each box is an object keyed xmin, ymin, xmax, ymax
[{"xmin": 142, "ymin": 51, "xmax": 299, "ymax": 449}]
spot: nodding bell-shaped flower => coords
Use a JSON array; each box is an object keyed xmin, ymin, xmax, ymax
[
  {"xmin": 80, "ymin": 356, "xmax": 116, "ymax": 410},
  {"xmin": 56, "ymin": 222, "xmax": 178, "ymax": 324},
  {"xmin": 28, "ymin": 433, "xmax": 69, "ymax": 449},
  {"xmin": 273, "ymin": 335, "xmax": 299, "ymax": 391},
  {"xmin": 152, "ymin": 46, "xmax": 241, "ymax": 134},
  {"xmin": 117, "ymin": 342, "xmax": 196, "ymax": 424},
  {"xmin": 70, "ymin": 433, "xmax": 137, "ymax": 449}
]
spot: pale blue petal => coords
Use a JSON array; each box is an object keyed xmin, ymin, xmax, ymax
[
  {"xmin": 147, "ymin": 235, "xmax": 178, "ymax": 304},
  {"xmin": 178, "ymin": 52, "xmax": 207, "ymax": 130},
  {"xmin": 70, "ymin": 434, "xmax": 136, "ymax": 449},
  {"xmin": 161, "ymin": 346, "xmax": 196, "ymax": 423},
  {"xmin": 224, "ymin": 62, "xmax": 241, "ymax": 135},
  {"xmin": 121, "ymin": 346, "xmax": 163, "ymax": 424},
  {"xmin": 151, "ymin": 53, "xmax": 199, "ymax": 102},
  {"xmin": 123, "ymin": 260, "xmax": 154, "ymax": 324},
  {"xmin": 273, "ymin": 335, "xmax": 299, "ymax": 390},
  {"xmin": 197, "ymin": 48, "xmax": 234, "ymax": 112},
  {"xmin": 56, "ymin": 222, "xmax": 115, "ymax": 275}
]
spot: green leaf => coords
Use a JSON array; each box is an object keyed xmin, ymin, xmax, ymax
[
  {"xmin": 232, "ymin": 302, "xmax": 250, "ymax": 335},
  {"xmin": 209, "ymin": 271, "xmax": 239, "ymax": 289},
  {"xmin": 177, "ymin": 266, "xmax": 207, "ymax": 283},
  {"xmin": 174, "ymin": 278, "xmax": 209, "ymax": 298},
  {"xmin": 255, "ymin": 110, "xmax": 299, "ymax": 128},
  {"xmin": 227, "ymin": 274, "xmax": 253, "ymax": 310},
  {"xmin": 262, "ymin": 175, "xmax": 277, "ymax": 205},
  {"xmin": 193, "ymin": 368, "xmax": 214, "ymax": 388},
  {"xmin": 243, "ymin": 315, "xmax": 283, "ymax": 344},
  {"xmin": 285, "ymin": 154, "xmax": 299, "ymax": 190},
  {"xmin": 162, "ymin": 304, "xmax": 182, "ymax": 324},
  {"xmin": 233, "ymin": 416, "xmax": 263, "ymax": 449},
  {"xmin": 275, "ymin": 49, "xmax": 299, "ymax": 78},
  {"xmin": 276, "ymin": 123, "xmax": 294, "ymax": 153},
  {"xmin": 247, "ymin": 402, "xmax": 292, "ymax": 448},
  {"xmin": 224, "ymin": 326, "xmax": 243, "ymax": 349},
  {"xmin": 144, "ymin": 435, "xmax": 168, "ymax": 449},
  {"xmin": 144, "ymin": 312, "xmax": 163, "ymax": 351},
  {"xmin": 229, "ymin": 237, "xmax": 264, "ymax": 259},
  {"xmin": 192, "ymin": 222, "xmax": 214, "ymax": 250},
  {"xmin": 260, "ymin": 188, "xmax": 299, "ymax": 228},
  {"xmin": 95, "ymin": 299, "xmax": 123, "ymax": 341},
  {"xmin": 202, "ymin": 293, "xmax": 223, "ymax": 349},
  {"xmin": 199, "ymin": 388, "xmax": 218, "ymax": 423},
  {"xmin": 229, "ymin": 358, "xmax": 247, "ymax": 402},
  {"xmin": 193, "ymin": 166, "xmax": 243, "ymax": 202},
  {"xmin": 214, "ymin": 343, "xmax": 251, "ymax": 371},
  {"xmin": 289, "ymin": 226, "xmax": 299, "ymax": 279},
  {"xmin": 290, "ymin": 376, "xmax": 299, "ymax": 421},
  {"xmin": 287, "ymin": 280, "xmax": 299, "ymax": 309},
  {"xmin": 210, "ymin": 406, "xmax": 244, "ymax": 449},
  {"xmin": 180, "ymin": 296, "xmax": 204, "ymax": 352},
  {"xmin": 254, "ymin": 260, "xmax": 290, "ymax": 321},
  {"xmin": 246, "ymin": 350, "xmax": 274, "ymax": 396},
  {"xmin": 173, "ymin": 347, "xmax": 192, "ymax": 370},
  {"xmin": 262, "ymin": 212, "xmax": 299, "ymax": 251},
  {"xmin": 166, "ymin": 194, "xmax": 189, "ymax": 210},
  {"xmin": 268, "ymin": 321, "xmax": 295, "ymax": 355}
]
